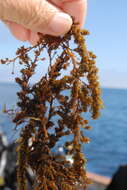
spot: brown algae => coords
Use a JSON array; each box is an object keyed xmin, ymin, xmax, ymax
[{"xmin": 0, "ymin": 24, "xmax": 103, "ymax": 190}]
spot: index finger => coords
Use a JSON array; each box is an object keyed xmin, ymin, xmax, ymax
[{"xmin": 49, "ymin": 0, "xmax": 87, "ymax": 27}]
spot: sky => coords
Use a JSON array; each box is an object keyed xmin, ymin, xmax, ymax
[{"xmin": 0, "ymin": 0, "xmax": 127, "ymax": 88}]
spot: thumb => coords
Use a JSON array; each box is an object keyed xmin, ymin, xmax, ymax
[{"xmin": 0, "ymin": 0, "xmax": 72, "ymax": 36}]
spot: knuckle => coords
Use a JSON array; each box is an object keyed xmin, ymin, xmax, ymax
[{"xmin": 24, "ymin": 0, "xmax": 55, "ymax": 30}]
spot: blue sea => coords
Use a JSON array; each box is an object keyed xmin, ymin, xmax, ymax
[{"xmin": 0, "ymin": 82, "xmax": 127, "ymax": 178}]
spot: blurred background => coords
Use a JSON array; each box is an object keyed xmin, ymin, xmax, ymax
[{"xmin": 0, "ymin": 0, "xmax": 127, "ymax": 188}]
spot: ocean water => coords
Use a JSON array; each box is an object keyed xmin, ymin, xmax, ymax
[{"xmin": 0, "ymin": 82, "xmax": 127, "ymax": 178}]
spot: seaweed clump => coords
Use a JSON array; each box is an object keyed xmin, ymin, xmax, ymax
[{"xmin": 0, "ymin": 24, "xmax": 103, "ymax": 190}]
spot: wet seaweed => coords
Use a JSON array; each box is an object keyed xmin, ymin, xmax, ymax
[{"xmin": 0, "ymin": 24, "xmax": 103, "ymax": 190}]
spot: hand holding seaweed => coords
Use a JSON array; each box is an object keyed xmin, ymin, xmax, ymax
[
  {"xmin": 0, "ymin": 24, "xmax": 103, "ymax": 190},
  {"xmin": 0, "ymin": 0, "xmax": 87, "ymax": 44}
]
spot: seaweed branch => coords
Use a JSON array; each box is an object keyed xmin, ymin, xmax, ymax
[{"xmin": 0, "ymin": 24, "xmax": 103, "ymax": 190}]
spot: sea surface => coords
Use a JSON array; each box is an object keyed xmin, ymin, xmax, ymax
[{"xmin": 0, "ymin": 82, "xmax": 127, "ymax": 178}]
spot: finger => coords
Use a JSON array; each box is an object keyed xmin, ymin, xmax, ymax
[
  {"xmin": 28, "ymin": 31, "xmax": 40, "ymax": 46},
  {"xmin": 49, "ymin": 0, "xmax": 87, "ymax": 27},
  {"xmin": 3, "ymin": 20, "xmax": 30, "ymax": 41},
  {"xmin": 0, "ymin": 0, "xmax": 72, "ymax": 36},
  {"xmin": 4, "ymin": 20, "xmax": 42, "ymax": 45},
  {"xmin": 3, "ymin": 20, "xmax": 39, "ymax": 45}
]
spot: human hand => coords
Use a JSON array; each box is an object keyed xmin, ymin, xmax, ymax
[{"xmin": 0, "ymin": 0, "xmax": 87, "ymax": 45}]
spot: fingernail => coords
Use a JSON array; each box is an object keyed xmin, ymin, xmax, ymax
[{"xmin": 49, "ymin": 12, "xmax": 72, "ymax": 35}]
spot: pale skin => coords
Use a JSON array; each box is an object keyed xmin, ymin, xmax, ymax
[{"xmin": 0, "ymin": 0, "xmax": 87, "ymax": 45}]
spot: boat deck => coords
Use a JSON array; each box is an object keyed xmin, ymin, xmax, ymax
[{"xmin": 87, "ymin": 172, "xmax": 111, "ymax": 190}]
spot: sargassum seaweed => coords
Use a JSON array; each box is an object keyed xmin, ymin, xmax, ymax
[{"xmin": 0, "ymin": 24, "xmax": 103, "ymax": 190}]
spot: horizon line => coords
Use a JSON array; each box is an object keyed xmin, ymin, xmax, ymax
[{"xmin": 0, "ymin": 81, "xmax": 127, "ymax": 90}]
